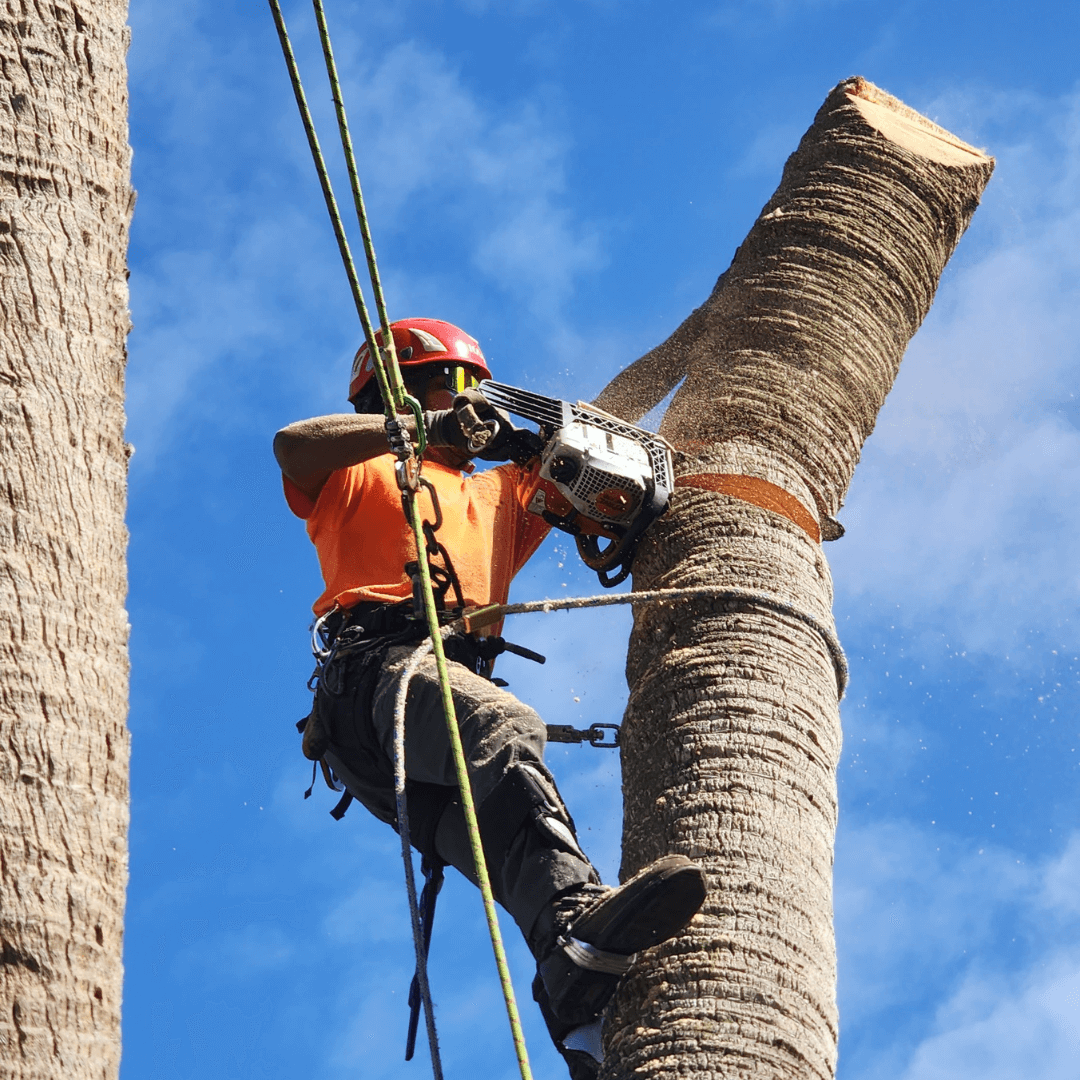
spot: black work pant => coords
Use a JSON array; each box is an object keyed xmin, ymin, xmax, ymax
[{"xmin": 320, "ymin": 642, "xmax": 598, "ymax": 941}]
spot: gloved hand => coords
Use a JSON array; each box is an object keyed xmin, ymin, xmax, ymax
[
  {"xmin": 459, "ymin": 388, "xmax": 544, "ymax": 463},
  {"xmin": 421, "ymin": 388, "xmax": 505, "ymax": 455},
  {"xmin": 425, "ymin": 388, "xmax": 541, "ymax": 462}
]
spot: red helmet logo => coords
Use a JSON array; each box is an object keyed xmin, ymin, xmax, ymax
[{"xmin": 348, "ymin": 317, "xmax": 492, "ymax": 401}]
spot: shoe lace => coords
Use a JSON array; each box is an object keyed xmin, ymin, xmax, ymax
[{"xmin": 551, "ymin": 883, "xmax": 610, "ymax": 936}]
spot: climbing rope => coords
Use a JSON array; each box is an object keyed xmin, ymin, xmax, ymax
[
  {"xmin": 266, "ymin": 0, "xmax": 390, "ymax": 410},
  {"xmin": 462, "ymin": 585, "xmax": 849, "ymax": 698},
  {"xmin": 268, "ymin": 6, "xmax": 533, "ymax": 1078}
]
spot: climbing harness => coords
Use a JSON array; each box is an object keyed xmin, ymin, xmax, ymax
[{"xmin": 268, "ymin": 4, "xmax": 534, "ymax": 1077}]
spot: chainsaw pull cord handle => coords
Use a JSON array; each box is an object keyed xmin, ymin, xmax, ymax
[{"xmin": 270, "ymin": 7, "xmax": 534, "ymax": 1079}]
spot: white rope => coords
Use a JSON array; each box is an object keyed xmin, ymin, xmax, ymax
[{"xmin": 464, "ymin": 586, "xmax": 849, "ymax": 698}]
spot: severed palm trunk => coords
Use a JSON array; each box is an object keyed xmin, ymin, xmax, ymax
[
  {"xmin": 594, "ymin": 79, "xmax": 993, "ymax": 1079},
  {"xmin": 0, "ymin": 4, "xmax": 133, "ymax": 1078}
]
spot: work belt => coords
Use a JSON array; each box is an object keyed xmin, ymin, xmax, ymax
[
  {"xmin": 312, "ymin": 601, "xmax": 490, "ymax": 701},
  {"xmin": 320, "ymin": 599, "xmax": 441, "ymax": 642},
  {"xmin": 301, "ymin": 600, "xmax": 548, "ymax": 788},
  {"xmin": 318, "ymin": 601, "xmax": 545, "ymax": 680}
]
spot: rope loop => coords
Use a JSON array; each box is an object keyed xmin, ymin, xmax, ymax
[{"xmin": 463, "ymin": 586, "xmax": 848, "ymax": 698}]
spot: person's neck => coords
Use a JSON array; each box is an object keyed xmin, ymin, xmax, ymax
[{"xmin": 423, "ymin": 447, "xmax": 472, "ymax": 472}]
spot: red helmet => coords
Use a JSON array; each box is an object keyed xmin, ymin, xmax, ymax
[{"xmin": 348, "ymin": 317, "xmax": 492, "ymax": 402}]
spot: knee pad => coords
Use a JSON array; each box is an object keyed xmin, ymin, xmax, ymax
[{"xmin": 477, "ymin": 762, "xmax": 587, "ymax": 869}]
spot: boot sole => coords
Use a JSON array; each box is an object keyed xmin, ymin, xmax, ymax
[{"xmin": 570, "ymin": 854, "xmax": 706, "ymax": 956}]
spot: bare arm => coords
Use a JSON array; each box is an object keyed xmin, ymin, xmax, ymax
[{"xmin": 273, "ymin": 413, "xmax": 418, "ymax": 502}]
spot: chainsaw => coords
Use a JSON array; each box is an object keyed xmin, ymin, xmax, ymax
[{"xmin": 478, "ymin": 380, "xmax": 675, "ymax": 588}]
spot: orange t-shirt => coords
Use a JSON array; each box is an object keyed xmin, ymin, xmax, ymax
[{"xmin": 284, "ymin": 455, "xmax": 551, "ymax": 615}]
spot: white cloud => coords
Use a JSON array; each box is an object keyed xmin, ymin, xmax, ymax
[
  {"xmin": 836, "ymin": 822, "xmax": 1031, "ymax": 1024},
  {"xmin": 1043, "ymin": 833, "xmax": 1080, "ymax": 916},
  {"xmin": 327, "ymin": 37, "xmax": 604, "ymax": 314},
  {"xmin": 836, "ymin": 823, "xmax": 1080, "ymax": 1080},
  {"xmin": 900, "ymin": 960, "xmax": 1080, "ymax": 1080}
]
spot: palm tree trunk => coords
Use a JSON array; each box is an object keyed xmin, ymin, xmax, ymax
[
  {"xmin": 594, "ymin": 79, "xmax": 993, "ymax": 1079},
  {"xmin": 0, "ymin": 4, "xmax": 133, "ymax": 1078}
]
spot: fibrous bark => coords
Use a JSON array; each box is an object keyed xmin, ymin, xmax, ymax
[
  {"xmin": 0, "ymin": 4, "xmax": 133, "ymax": 1078},
  {"xmin": 595, "ymin": 79, "xmax": 992, "ymax": 1079}
]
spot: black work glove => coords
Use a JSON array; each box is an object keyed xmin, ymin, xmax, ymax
[
  {"xmin": 454, "ymin": 388, "xmax": 546, "ymax": 464},
  {"xmin": 424, "ymin": 387, "xmax": 498, "ymax": 454},
  {"xmin": 421, "ymin": 386, "xmax": 518, "ymax": 457},
  {"xmin": 476, "ymin": 419, "xmax": 544, "ymax": 464},
  {"xmin": 425, "ymin": 387, "xmax": 541, "ymax": 462},
  {"xmin": 460, "ymin": 387, "xmax": 545, "ymax": 464}
]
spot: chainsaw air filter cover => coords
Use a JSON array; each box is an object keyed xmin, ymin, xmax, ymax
[
  {"xmin": 478, "ymin": 380, "xmax": 675, "ymax": 587},
  {"xmin": 539, "ymin": 421, "xmax": 652, "ymax": 524}
]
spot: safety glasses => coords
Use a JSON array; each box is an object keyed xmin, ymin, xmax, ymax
[
  {"xmin": 442, "ymin": 365, "xmax": 481, "ymax": 393},
  {"xmin": 403, "ymin": 365, "xmax": 482, "ymax": 400}
]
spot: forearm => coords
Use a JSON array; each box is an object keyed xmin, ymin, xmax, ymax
[{"xmin": 273, "ymin": 413, "xmax": 418, "ymax": 498}]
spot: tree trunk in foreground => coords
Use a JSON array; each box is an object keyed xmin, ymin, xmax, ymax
[
  {"xmin": 0, "ymin": 5, "xmax": 133, "ymax": 1078},
  {"xmin": 594, "ymin": 79, "xmax": 992, "ymax": 1079}
]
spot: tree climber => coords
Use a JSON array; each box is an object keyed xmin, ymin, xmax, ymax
[{"xmin": 274, "ymin": 317, "xmax": 706, "ymax": 1078}]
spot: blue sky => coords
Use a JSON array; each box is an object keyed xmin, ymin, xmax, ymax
[{"xmin": 121, "ymin": 2, "xmax": 1080, "ymax": 1077}]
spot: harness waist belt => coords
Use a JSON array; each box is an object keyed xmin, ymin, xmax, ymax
[{"xmin": 324, "ymin": 600, "xmax": 436, "ymax": 641}]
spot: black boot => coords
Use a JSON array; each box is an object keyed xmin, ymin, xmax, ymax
[{"xmin": 529, "ymin": 854, "xmax": 707, "ymax": 1029}]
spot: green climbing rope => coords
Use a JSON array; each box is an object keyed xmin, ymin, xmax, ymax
[
  {"xmin": 269, "ymin": 6, "xmax": 533, "ymax": 1079},
  {"xmin": 311, "ymin": 0, "xmax": 405, "ymax": 410},
  {"xmin": 266, "ymin": 0, "xmax": 393, "ymax": 414}
]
